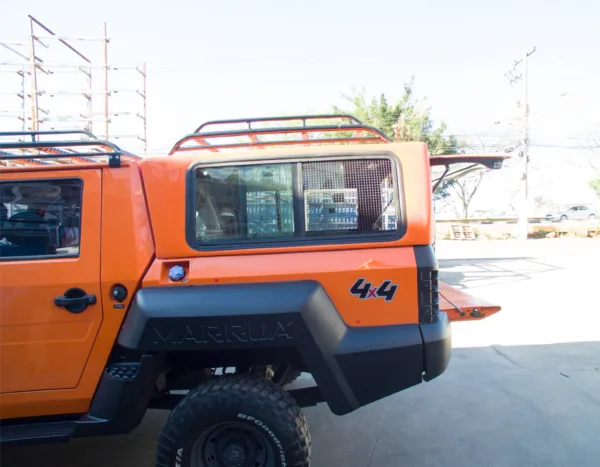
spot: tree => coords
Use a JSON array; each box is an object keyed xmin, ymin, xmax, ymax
[
  {"xmin": 590, "ymin": 173, "xmax": 600, "ymax": 200},
  {"xmin": 330, "ymin": 76, "xmax": 459, "ymax": 156},
  {"xmin": 533, "ymin": 195, "xmax": 557, "ymax": 213},
  {"xmin": 329, "ymin": 77, "xmax": 462, "ymax": 209},
  {"xmin": 579, "ymin": 128, "xmax": 600, "ymax": 201},
  {"xmin": 441, "ymin": 138, "xmax": 516, "ymax": 219},
  {"xmin": 445, "ymin": 171, "xmax": 487, "ymax": 219}
]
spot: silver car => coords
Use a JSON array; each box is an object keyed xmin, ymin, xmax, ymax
[{"xmin": 546, "ymin": 205, "xmax": 598, "ymax": 222}]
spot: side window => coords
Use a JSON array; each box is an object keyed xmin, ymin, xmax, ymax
[
  {"xmin": 0, "ymin": 179, "xmax": 83, "ymax": 259},
  {"xmin": 302, "ymin": 159, "xmax": 397, "ymax": 234},
  {"xmin": 194, "ymin": 163, "xmax": 294, "ymax": 241},
  {"xmin": 190, "ymin": 157, "xmax": 400, "ymax": 246}
]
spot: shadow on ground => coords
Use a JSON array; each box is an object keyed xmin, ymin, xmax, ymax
[
  {"xmin": 3, "ymin": 340, "xmax": 599, "ymax": 467},
  {"xmin": 439, "ymin": 257, "xmax": 563, "ymax": 289}
]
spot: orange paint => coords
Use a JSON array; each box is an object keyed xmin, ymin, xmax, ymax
[
  {"xmin": 140, "ymin": 142, "xmax": 434, "ymax": 260},
  {"xmin": 0, "ymin": 165, "xmax": 154, "ymax": 419},
  {"xmin": 0, "ymin": 169, "xmax": 103, "ymax": 396},
  {"xmin": 0, "ymin": 133, "xmax": 503, "ymax": 422},
  {"xmin": 439, "ymin": 281, "xmax": 502, "ymax": 322},
  {"xmin": 143, "ymin": 246, "xmax": 419, "ymax": 327}
]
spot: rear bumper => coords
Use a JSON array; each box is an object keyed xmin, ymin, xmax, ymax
[
  {"xmin": 334, "ymin": 312, "xmax": 451, "ymax": 408},
  {"xmin": 421, "ymin": 312, "xmax": 452, "ymax": 381},
  {"xmin": 118, "ymin": 281, "xmax": 452, "ymax": 415}
]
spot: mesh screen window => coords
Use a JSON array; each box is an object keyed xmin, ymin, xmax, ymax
[
  {"xmin": 191, "ymin": 157, "xmax": 399, "ymax": 244},
  {"xmin": 302, "ymin": 159, "xmax": 397, "ymax": 235}
]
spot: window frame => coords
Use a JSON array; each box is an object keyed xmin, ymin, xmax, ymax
[
  {"xmin": 0, "ymin": 177, "xmax": 84, "ymax": 262},
  {"xmin": 185, "ymin": 151, "xmax": 407, "ymax": 251}
]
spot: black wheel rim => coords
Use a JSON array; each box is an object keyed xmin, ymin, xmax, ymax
[{"xmin": 192, "ymin": 421, "xmax": 275, "ymax": 467}]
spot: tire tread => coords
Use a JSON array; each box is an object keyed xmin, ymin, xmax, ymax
[{"xmin": 156, "ymin": 374, "xmax": 311, "ymax": 467}]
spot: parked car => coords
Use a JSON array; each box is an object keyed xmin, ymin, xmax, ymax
[{"xmin": 545, "ymin": 205, "xmax": 598, "ymax": 222}]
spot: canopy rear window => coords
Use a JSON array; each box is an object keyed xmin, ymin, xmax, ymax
[{"xmin": 187, "ymin": 157, "xmax": 403, "ymax": 249}]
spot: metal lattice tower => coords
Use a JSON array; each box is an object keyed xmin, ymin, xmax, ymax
[{"xmin": 0, "ymin": 15, "xmax": 147, "ymax": 155}]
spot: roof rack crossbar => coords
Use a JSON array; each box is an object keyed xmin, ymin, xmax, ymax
[
  {"xmin": 0, "ymin": 140, "xmax": 120, "ymax": 151},
  {"xmin": 0, "ymin": 129, "xmax": 141, "ymax": 168},
  {"xmin": 194, "ymin": 114, "xmax": 363, "ymax": 133},
  {"xmin": 0, "ymin": 129, "xmax": 98, "ymax": 140},
  {"xmin": 170, "ymin": 122, "xmax": 390, "ymax": 155}
]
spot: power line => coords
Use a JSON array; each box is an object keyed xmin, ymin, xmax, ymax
[{"xmin": 505, "ymin": 46, "xmax": 537, "ymax": 240}]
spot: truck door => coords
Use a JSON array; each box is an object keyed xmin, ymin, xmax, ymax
[{"xmin": 0, "ymin": 169, "xmax": 102, "ymax": 393}]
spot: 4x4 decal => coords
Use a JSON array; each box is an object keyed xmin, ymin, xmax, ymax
[{"xmin": 349, "ymin": 278, "xmax": 398, "ymax": 301}]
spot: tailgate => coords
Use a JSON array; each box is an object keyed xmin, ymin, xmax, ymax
[{"xmin": 438, "ymin": 281, "xmax": 501, "ymax": 322}]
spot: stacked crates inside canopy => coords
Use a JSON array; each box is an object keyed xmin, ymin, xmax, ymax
[{"xmin": 304, "ymin": 189, "xmax": 358, "ymax": 232}]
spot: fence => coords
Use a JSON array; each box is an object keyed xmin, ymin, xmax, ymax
[{"xmin": 436, "ymin": 217, "xmax": 599, "ymax": 240}]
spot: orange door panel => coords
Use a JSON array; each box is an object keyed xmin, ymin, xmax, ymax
[{"xmin": 0, "ymin": 169, "xmax": 103, "ymax": 394}]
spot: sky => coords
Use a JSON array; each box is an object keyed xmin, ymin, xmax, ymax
[{"xmin": 2, "ymin": 0, "xmax": 600, "ymax": 210}]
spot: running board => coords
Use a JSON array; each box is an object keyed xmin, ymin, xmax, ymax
[
  {"xmin": 0, "ymin": 420, "xmax": 77, "ymax": 445},
  {"xmin": 1, "ymin": 354, "xmax": 165, "ymax": 445}
]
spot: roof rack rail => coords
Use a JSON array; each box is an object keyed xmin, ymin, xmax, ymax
[
  {"xmin": 0, "ymin": 129, "xmax": 141, "ymax": 169},
  {"xmin": 169, "ymin": 114, "xmax": 391, "ymax": 155},
  {"xmin": 193, "ymin": 114, "xmax": 363, "ymax": 133}
]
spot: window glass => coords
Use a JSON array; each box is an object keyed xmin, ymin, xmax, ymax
[
  {"xmin": 191, "ymin": 157, "xmax": 399, "ymax": 245},
  {"xmin": 194, "ymin": 163, "xmax": 294, "ymax": 242},
  {"xmin": 0, "ymin": 179, "xmax": 83, "ymax": 258}
]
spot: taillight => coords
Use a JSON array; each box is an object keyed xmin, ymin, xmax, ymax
[{"xmin": 418, "ymin": 269, "xmax": 440, "ymax": 323}]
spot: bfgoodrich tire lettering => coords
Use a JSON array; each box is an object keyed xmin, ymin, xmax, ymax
[{"xmin": 156, "ymin": 374, "xmax": 311, "ymax": 467}]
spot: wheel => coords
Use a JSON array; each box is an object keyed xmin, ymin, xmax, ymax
[
  {"xmin": 590, "ymin": 214, "xmax": 596, "ymax": 220},
  {"xmin": 560, "ymin": 215, "xmax": 568, "ymax": 222},
  {"xmin": 156, "ymin": 374, "xmax": 311, "ymax": 467}
]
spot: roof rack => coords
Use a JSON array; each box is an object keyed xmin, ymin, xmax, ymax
[
  {"xmin": 193, "ymin": 114, "xmax": 363, "ymax": 133},
  {"xmin": 169, "ymin": 114, "xmax": 391, "ymax": 155},
  {"xmin": 0, "ymin": 130, "xmax": 141, "ymax": 169}
]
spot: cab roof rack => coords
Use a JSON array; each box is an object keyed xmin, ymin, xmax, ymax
[
  {"xmin": 0, "ymin": 129, "xmax": 141, "ymax": 169},
  {"xmin": 169, "ymin": 114, "xmax": 391, "ymax": 155}
]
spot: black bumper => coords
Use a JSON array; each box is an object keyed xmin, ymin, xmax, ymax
[{"xmin": 118, "ymin": 281, "xmax": 452, "ymax": 415}]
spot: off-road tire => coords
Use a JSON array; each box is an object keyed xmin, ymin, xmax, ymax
[{"xmin": 156, "ymin": 374, "xmax": 311, "ymax": 467}]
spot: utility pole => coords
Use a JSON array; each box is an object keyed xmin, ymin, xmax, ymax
[{"xmin": 506, "ymin": 46, "xmax": 536, "ymax": 241}]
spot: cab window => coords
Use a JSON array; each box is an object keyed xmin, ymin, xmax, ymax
[{"xmin": 0, "ymin": 179, "xmax": 83, "ymax": 259}]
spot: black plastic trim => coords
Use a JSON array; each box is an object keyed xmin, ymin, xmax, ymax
[
  {"xmin": 72, "ymin": 354, "xmax": 164, "ymax": 438},
  {"xmin": 414, "ymin": 245, "xmax": 440, "ymax": 323},
  {"xmin": 0, "ymin": 418, "xmax": 77, "ymax": 445},
  {"xmin": 117, "ymin": 281, "xmax": 449, "ymax": 415},
  {"xmin": 184, "ymin": 151, "xmax": 407, "ymax": 252},
  {"xmin": 421, "ymin": 312, "xmax": 452, "ymax": 381}
]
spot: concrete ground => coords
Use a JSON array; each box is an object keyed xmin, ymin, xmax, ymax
[{"xmin": 2, "ymin": 238, "xmax": 599, "ymax": 467}]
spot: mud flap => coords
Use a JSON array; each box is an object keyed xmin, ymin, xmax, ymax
[{"xmin": 438, "ymin": 281, "xmax": 501, "ymax": 322}]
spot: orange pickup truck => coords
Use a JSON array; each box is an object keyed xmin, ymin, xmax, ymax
[{"xmin": 0, "ymin": 115, "xmax": 506, "ymax": 467}]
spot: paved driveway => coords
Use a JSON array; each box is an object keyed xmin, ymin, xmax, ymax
[{"xmin": 3, "ymin": 239, "xmax": 599, "ymax": 467}]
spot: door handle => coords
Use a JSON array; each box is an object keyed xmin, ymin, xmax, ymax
[{"xmin": 55, "ymin": 287, "xmax": 97, "ymax": 314}]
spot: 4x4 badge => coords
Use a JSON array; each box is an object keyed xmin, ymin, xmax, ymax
[{"xmin": 350, "ymin": 278, "xmax": 398, "ymax": 301}]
